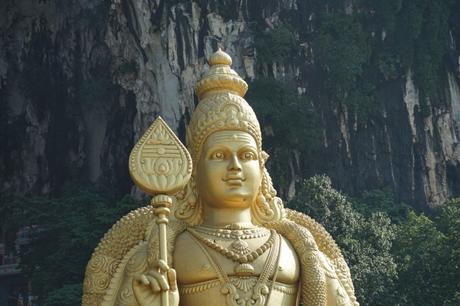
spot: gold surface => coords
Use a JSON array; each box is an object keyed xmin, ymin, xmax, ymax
[
  {"xmin": 83, "ymin": 50, "xmax": 359, "ymax": 306},
  {"xmin": 195, "ymin": 48, "xmax": 248, "ymax": 100},
  {"xmin": 129, "ymin": 116, "xmax": 192, "ymax": 195},
  {"xmin": 129, "ymin": 116, "xmax": 192, "ymax": 306}
]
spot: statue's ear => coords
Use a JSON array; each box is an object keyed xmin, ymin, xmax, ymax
[{"xmin": 261, "ymin": 150, "xmax": 269, "ymax": 165}]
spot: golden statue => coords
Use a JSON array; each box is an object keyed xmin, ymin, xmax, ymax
[{"xmin": 82, "ymin": 49, "xmax": 359, "ymax": 306}]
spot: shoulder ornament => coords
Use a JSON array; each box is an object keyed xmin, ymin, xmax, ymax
[{"xmin": 284, "ymin": 208, "xmax": 359, "ymax": 306}]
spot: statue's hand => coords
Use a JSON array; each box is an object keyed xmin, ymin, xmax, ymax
[{"xmin": 132, "ymin": 260, "xmax": 179, "ymax": 306}]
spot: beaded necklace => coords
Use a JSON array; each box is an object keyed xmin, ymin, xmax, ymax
[
  {"xmin": 192, "ymin": 225, "xmax": 270, "ymax": 240},
  {"xmin": 187, "ymin": 228, "xmax": 275, "ymax": 264}
]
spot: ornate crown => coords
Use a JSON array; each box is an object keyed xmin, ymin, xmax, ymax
[{"xmin": 186, "ymin": 49, "xmax": 262, "ymax": 163}]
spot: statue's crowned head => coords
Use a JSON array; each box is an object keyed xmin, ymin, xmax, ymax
[{"xmin": 174, "ymin": 49, "xmax": 285, "ymax": 225}]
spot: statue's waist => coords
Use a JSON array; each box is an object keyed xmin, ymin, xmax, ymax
[{"xmin": 178, "ymin": 277, "xmax": 299, "ymax": 306}]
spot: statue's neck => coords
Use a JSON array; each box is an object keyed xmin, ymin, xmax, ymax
[{"xmin": 201, "ymin": 206, "xmax": 254, "ymax": 228}]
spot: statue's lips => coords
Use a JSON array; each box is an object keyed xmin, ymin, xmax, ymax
[{"xmin": 222, "ymin": 177, "xmax": 246, "ymax": 186}]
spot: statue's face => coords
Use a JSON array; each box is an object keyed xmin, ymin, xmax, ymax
[{"xmin": 196, "ymin": 130, "xmax": 262, "ymax": 209}]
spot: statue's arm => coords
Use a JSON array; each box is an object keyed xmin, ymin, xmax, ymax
[
  {"xmin": 318, "ymin": 252, "xmax": 357, "ymax": 306},
  {"xmin": 283, "ymin": 209, "xmax": 359, "ymax": 306}
]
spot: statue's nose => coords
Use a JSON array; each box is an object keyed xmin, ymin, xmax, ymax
[{"xmin": 227, "ymin": 154, "xmax": 242, "ymax": 171}]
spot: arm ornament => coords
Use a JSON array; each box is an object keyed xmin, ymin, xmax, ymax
[
  {"xmin": 278, "ymin": 208, "xmax": 359, "ymax": 306},
  {"xmin": 285, "ymin": 208, "xmax": 359, "ymax": 306},
  {"xmin": 265, "ymin": 209, "xmax": 358, "ymax": 306}
]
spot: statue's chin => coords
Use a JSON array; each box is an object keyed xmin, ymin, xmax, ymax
[
  {"xmin": 199, "ymin": 184, "xmax": 255, "ymax": 209},
  {"xmin": 203, "ymin": 194, "xmax": 253, "ymax": 209}
]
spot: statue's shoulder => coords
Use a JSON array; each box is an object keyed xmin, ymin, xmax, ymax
[
  {"xmin": 280, "ymin": 208, "xmax": 359, "ymax": 306},
  {"xmin": 82, "ymin": 206, "xmax": 156, "ymax": 306},
  {"xmin": 283, "ymin": 208, "xmax": 342, "ymax": 260}
]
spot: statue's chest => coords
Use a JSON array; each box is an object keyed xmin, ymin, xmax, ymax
[{"xmin": 173, "ymin": 231, "xmax": 300, "ymax": 285}]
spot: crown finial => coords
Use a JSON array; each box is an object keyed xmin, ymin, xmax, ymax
[
  {"xmin": 195, "ymin": 49, "xmax": 247, "ymax": 99},
  {"xmin": 209, "ymin": 48, "xmax": 232, "ymax": 66}
]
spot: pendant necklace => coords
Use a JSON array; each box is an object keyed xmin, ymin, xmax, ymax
[{"xmin": 188, "ymin": 228, "xmax": 276, "ymax": 276}]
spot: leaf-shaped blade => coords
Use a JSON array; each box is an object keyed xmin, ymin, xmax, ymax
[{"xmin": 129, "ymin": 117, "xmax": 192, "ymax": 195}]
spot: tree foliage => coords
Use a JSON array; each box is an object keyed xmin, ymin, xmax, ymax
[
  {"xmin": 392, "ymin": 199, "xmax": 460, "ymax": 305},
  {"xmin": 288, "ymin": 176, "xmax": 397, "ymax": 305},
  {"xmin": 255, "ymin": 24, "xmax": 297, "ymax": 65},
  {"xmin": 288, "ymin": 176, "xmax": 460, "ymax": 305},
  {"xmin": 351, "ymin": 188, "xmax": 411, "ymax": 223},
  {"xmin": 0, "ymin": 190, "xmax": 141, "ymax": 306},
  {"xmin": 312, "ymin": 11, "xmax": 373, "ymax": 119}
]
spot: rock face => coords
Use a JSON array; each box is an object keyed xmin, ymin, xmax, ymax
[{"xmin": 1, "ymin": 0, "xmax": 459, "ymax": 209}]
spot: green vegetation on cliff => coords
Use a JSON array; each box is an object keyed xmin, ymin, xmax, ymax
[
  {"xmin": 254, "ymin": 0, "xmax": 459, "ymax": 118},
  {"xmin": 246, "ymin": 79, "xmax": 320, "ymax": 191}
]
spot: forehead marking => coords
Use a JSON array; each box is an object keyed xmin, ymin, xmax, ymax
[{"xmin": 210, "ymin": 132, "xmax": 255, "ymax": 144}]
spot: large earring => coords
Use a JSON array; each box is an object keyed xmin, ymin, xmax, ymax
[
  {"xmin": 259, "ymin": 150, "xmax": 269, "ymax": 169},
  {"xmin": 174, "ymin": 176, "xmax": 203, "ymax": 226},
  {"xmin": 251, "ymin": 168, "xmax": 285, "ymax": 224}
]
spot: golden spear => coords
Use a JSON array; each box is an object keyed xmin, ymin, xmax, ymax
[{"xmin": 129, "ymin": 116, "xmax": 192, "ymax": 306}]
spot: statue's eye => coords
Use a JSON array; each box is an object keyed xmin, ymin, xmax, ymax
[
  {"xmin": 211, "ymin": 151, "xmax": 224, "ymax": 160},
  {"xmin": 241, "ymin": 151, "xmax": 256, "ymax": 160}
]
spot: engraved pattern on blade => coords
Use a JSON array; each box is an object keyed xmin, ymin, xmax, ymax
[{"xmin": 129, "ymin": 117, "xmax": 192, "ymax": 194}]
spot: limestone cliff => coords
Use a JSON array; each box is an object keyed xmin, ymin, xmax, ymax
[{"xmin": 1, "ymin": 0, "xmax": 459, "ymax": 209}]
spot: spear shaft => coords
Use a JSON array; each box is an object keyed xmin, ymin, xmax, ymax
[{"xmin": 151, "ymin": 195, "xmax": 172, "ymax": 306}]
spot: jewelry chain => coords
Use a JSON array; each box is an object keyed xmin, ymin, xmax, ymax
[
  {"xmin": 193, "ymin": 226, "xmax": 270, "ymax": 239},
  {"xmin": 187, "ymin": 228, "xmax": 276, "ymax": 264}
]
